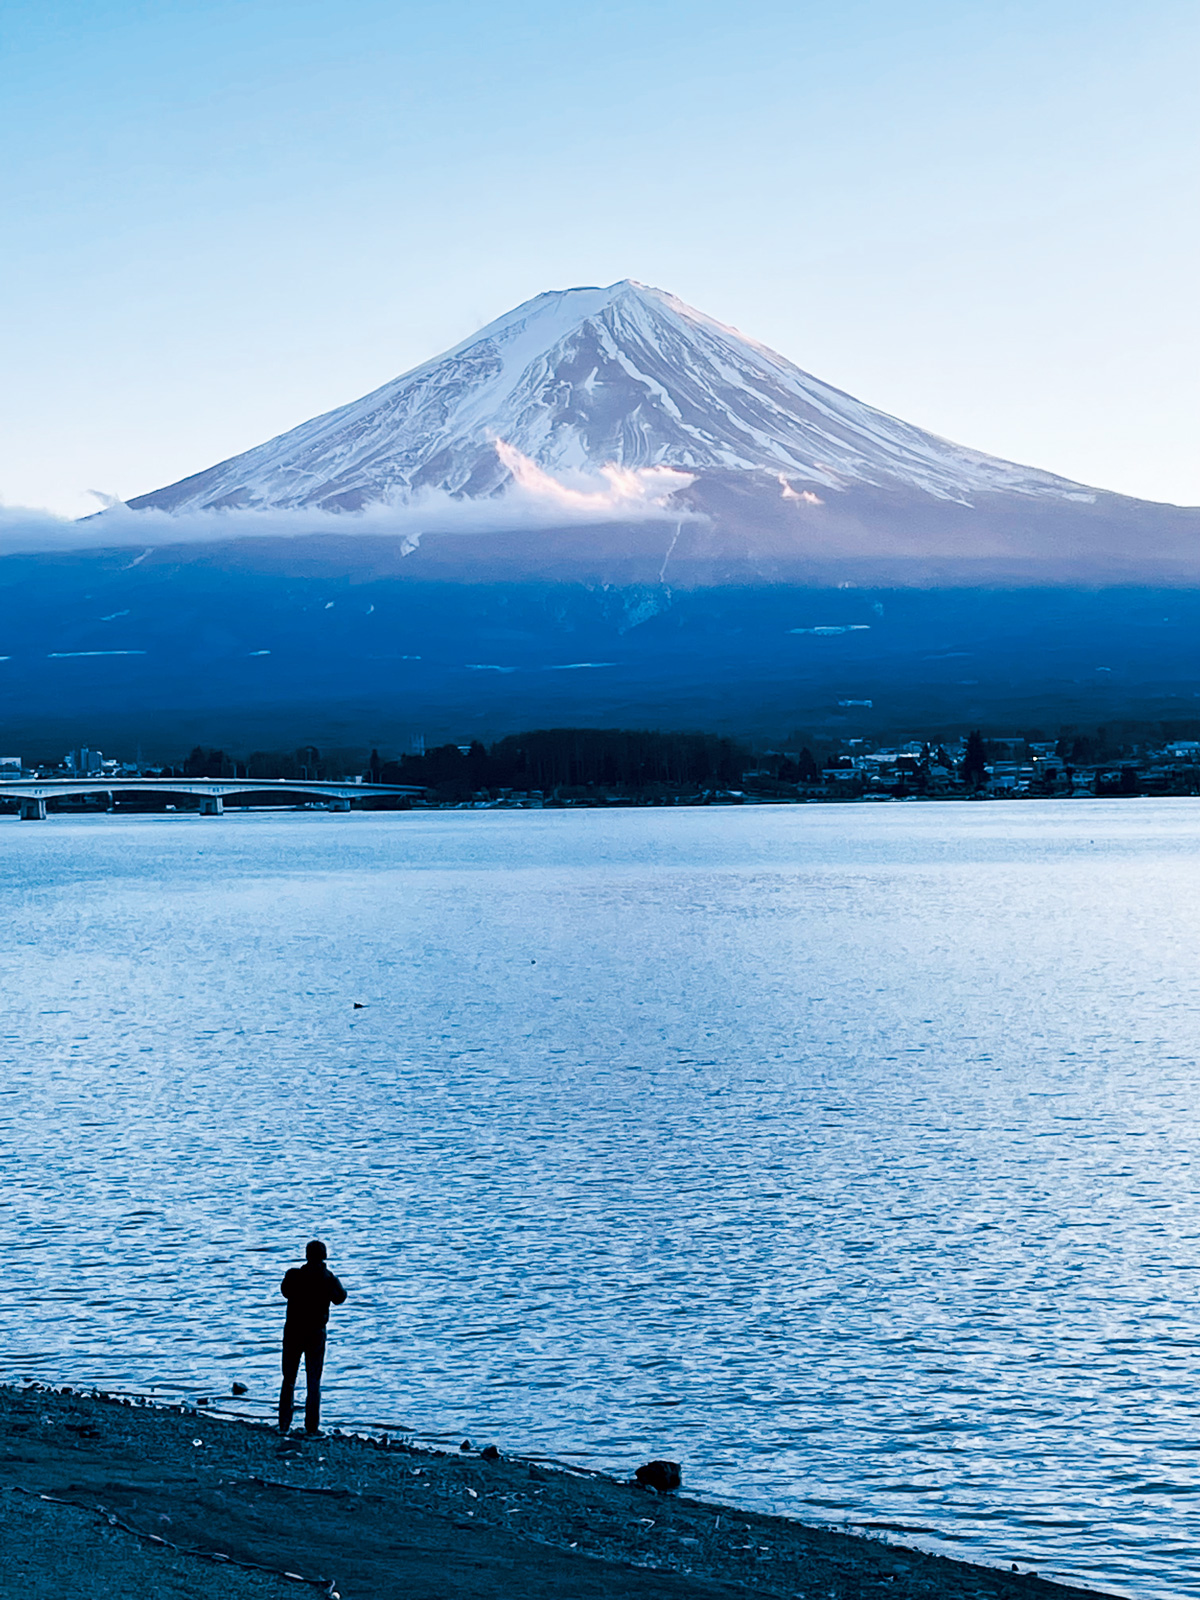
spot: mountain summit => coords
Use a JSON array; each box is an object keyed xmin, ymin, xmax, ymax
[
  {"xmin": 9, "ymin": 283, "xmax": 1200, "ymax": 748},
  {"xmin": 132, "ymin": 280, "xmax": 1092, "ymax": 516}
]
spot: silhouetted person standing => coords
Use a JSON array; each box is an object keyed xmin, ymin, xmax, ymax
[{"xmin": 279, "ymin": 1240, "xmax": 347, "ymax": 1435}]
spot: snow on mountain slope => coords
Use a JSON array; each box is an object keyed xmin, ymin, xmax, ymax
[{"xmin": 129, "ymin": 281, "xmax": 1096, "ymax": 515}]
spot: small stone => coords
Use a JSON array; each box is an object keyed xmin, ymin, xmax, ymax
[
  {"xmin": 231, "ymin": 1382, "xmax": 248, "ymax": 1396},
  {"xmin": 480, "ymin": 1444, "xmax": 501, "ymax": 1461},
  {"xmin": 634, "ymin": 1460, "xmax": 682, "ymax": 1493},
  {"xmin": 460, "ymin": 1438, "xmax": 472, "ymax": 1452}
]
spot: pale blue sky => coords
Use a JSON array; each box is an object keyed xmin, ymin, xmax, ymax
[{"xmin": 3, "ymin": 0, "xmax": 1197, "ymax": 516}]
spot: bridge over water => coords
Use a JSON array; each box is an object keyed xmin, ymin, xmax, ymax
[{"xmin": 0, "ymin": 777, "xmax": 424, "ymax": 820}]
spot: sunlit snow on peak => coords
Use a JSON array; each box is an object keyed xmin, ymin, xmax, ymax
[{"xmin": 494, "ymin": 440, "xmax": 694, "ymax": 514}]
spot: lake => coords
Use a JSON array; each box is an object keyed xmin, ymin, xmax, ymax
[{"xmin": 4, "ymin": 800, "xmax": 1200, "ymax": 1597}]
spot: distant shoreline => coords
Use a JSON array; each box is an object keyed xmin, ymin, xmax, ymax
[{"xmin": 4, "ymin": 788, "xmax": 1194, "ymax": 821}]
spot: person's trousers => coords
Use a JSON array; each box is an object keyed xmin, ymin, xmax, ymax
[{"xmin": 279, "ymin": 1326, "xmax": 326, "ymax": 1433}]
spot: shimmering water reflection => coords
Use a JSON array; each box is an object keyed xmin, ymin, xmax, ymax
[{"xmin": 5, "ymin": 802, "xmax": 1200, "ymax": 1597}]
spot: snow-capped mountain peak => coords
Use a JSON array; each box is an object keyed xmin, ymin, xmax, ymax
[{"xmin": 131, "ymin": 279, "xmax": 1093, "ymax": 515}]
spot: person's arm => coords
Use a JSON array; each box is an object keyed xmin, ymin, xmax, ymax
[
  {"xmin": 328, "ymin": 1272, "xmax": 347, "ymax": 1306},
  {"xmin": 281, "ymin": 1267, "xmax": 296, "ymax": 1298}
]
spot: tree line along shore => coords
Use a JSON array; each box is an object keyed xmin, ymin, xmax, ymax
[{"xmin": 10, "ymin": 720, "xmax": 1200, "ymax": 812}]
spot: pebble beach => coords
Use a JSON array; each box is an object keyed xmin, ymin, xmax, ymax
[{"xmin": 0, "ymin": 1384, "xmax": 1118, "ymax": 1600}]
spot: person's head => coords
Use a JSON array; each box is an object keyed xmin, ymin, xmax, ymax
[{"xmin": 305, "ymin": 1239, "xmax": 328, "ymax": 1264}]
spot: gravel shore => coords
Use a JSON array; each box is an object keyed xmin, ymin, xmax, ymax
[{"xmin": 0, "ymin": 1384, "xmax": 1117, "ymax": 1600}]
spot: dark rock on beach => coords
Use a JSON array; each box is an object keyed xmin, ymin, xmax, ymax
[{"xmin": 636, "ymin": 1460, "xmax": 683, "ymax": 1493}]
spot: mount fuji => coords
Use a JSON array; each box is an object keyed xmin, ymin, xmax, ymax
[
  {"xmin": 5, "ymin": 281, "xmax": 1200, "ymax": 753},
  {"xmin": 133, "ymin": 279, "xmax": 1093, "ymax": 514},
  {"xmin": 125, "ymin": 280, "xmax": 1200, "ymax": 587}
]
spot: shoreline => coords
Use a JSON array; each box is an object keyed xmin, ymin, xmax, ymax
[
  {"xmin": 3, "ymin": 789, "xmax": 1193, "ymax": 825},
  {"xmin": 1, "ymin": 1383, "xmax": 1121, "ymax": 1600}
]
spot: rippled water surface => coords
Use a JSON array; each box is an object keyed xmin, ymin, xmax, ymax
[{"xmin": 5, "ymin": 802, "xmax": 1200, "ymax": 1596}]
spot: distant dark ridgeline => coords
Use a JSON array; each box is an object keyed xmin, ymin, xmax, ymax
[{"xmin": 9, "ymin": 558, "xmax": 1200, "ymax": 761}]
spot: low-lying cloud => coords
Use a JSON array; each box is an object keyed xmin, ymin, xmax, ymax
[{"xmin": 0, "ymin": 444, "xmax": 699, "ymax": 557}]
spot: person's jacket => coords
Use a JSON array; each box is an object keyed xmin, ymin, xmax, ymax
[{"xmin": 281, "ymin": 1261, "xmax": 347, "ymax": 1331}]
